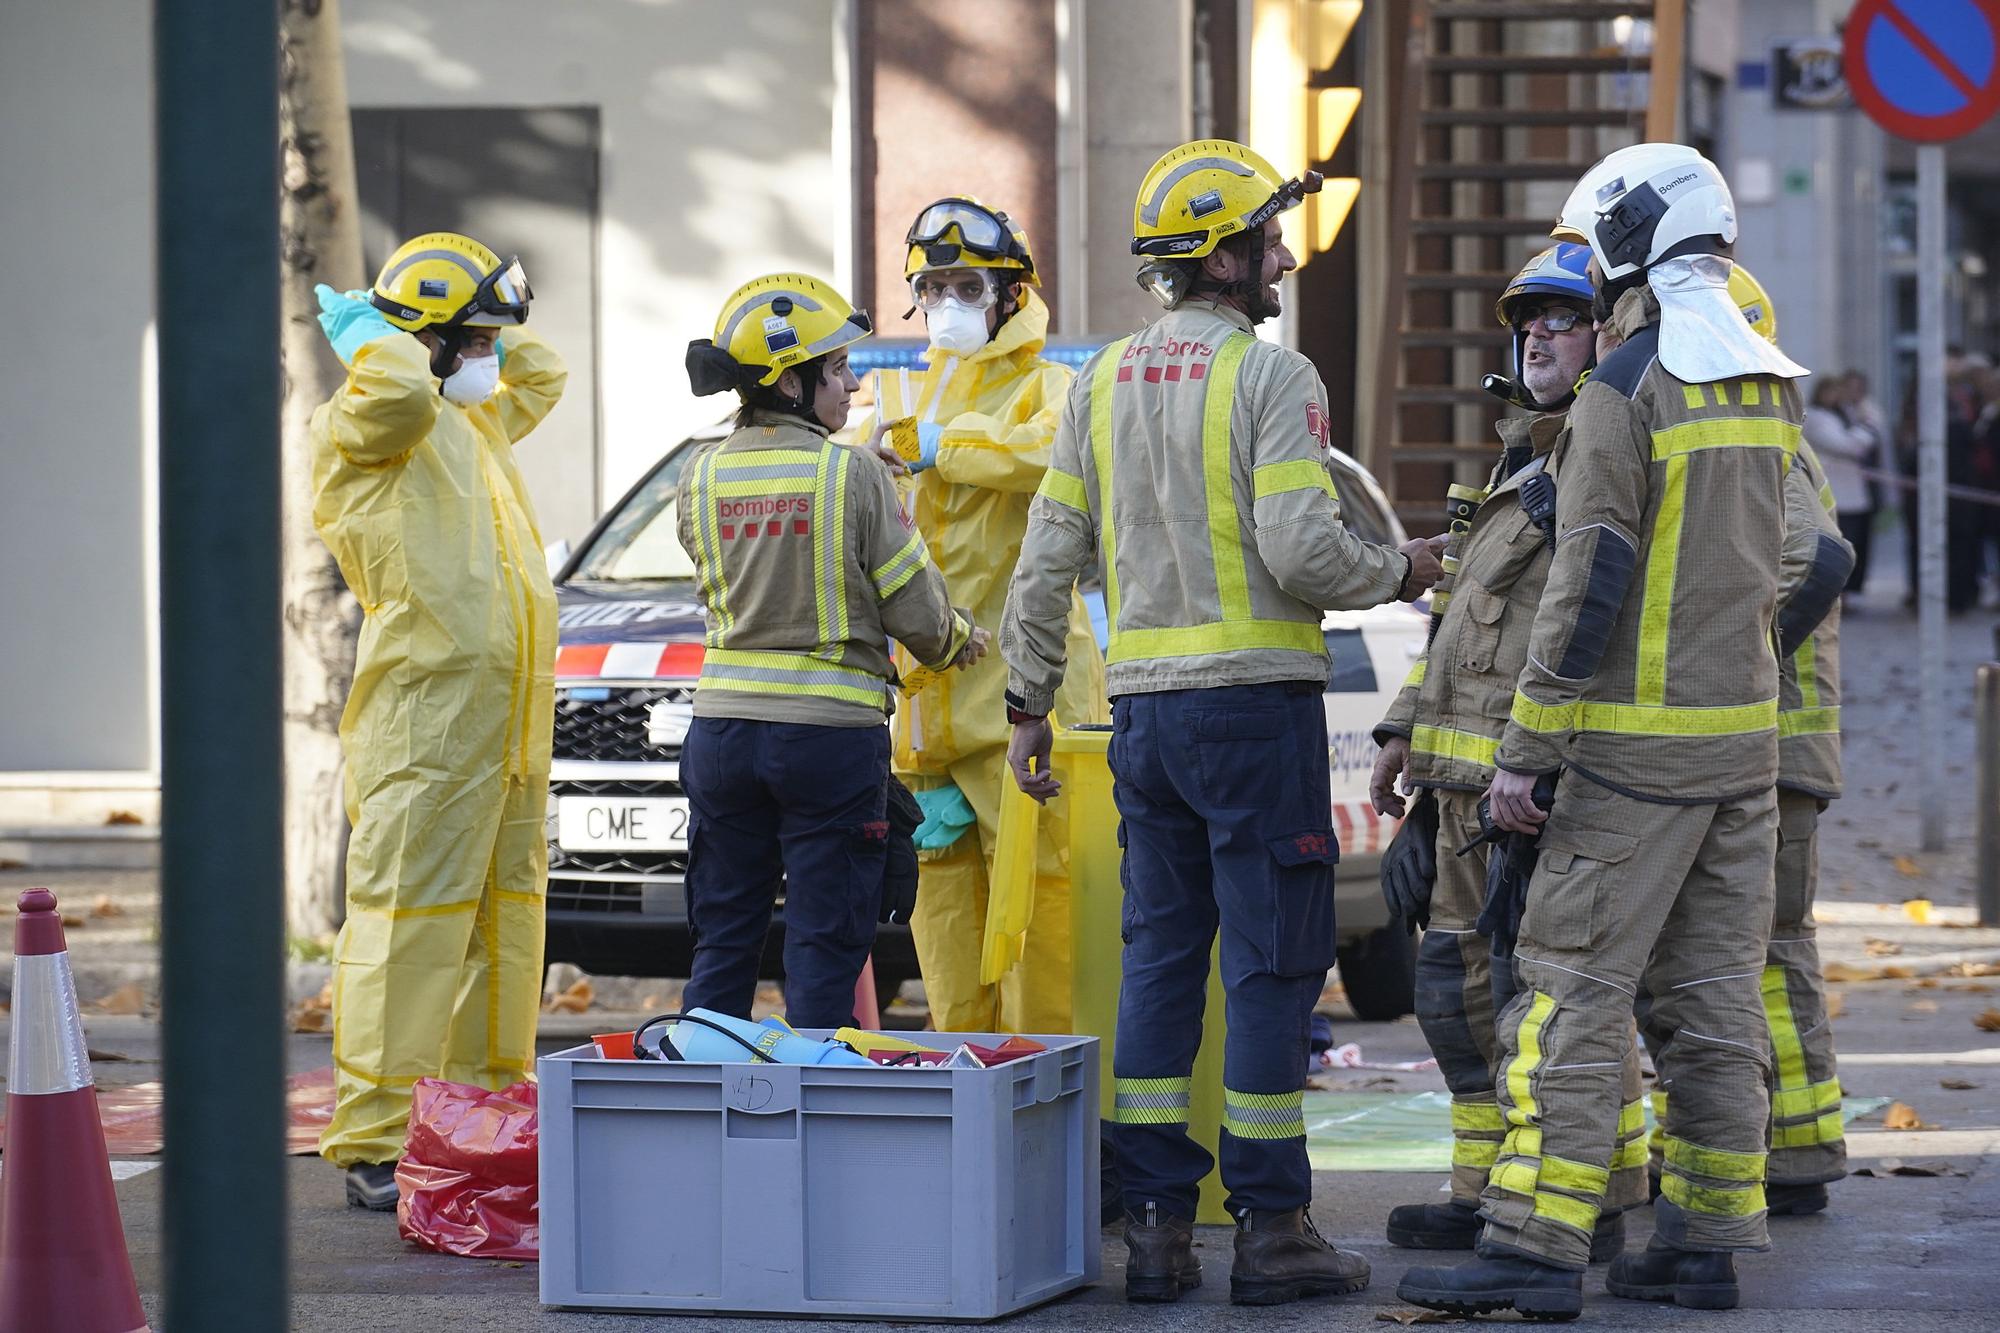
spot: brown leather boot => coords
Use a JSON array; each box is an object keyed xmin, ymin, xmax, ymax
[
  {"xmin": 1230, "ymin": 1207, "xmax": 1371, "ymax": 1305},
  {"xmin": 1123, "ymin": 1203, "xmax": 1201, "ymax": 1303}
]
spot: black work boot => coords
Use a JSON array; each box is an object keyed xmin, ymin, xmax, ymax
[
  {"xmin": 1123, "ymin": 1203, "xmax": 1201, "ymax": 1303},
  {"xmin": 1398, "ymin": 1254, "xmax": 1583, "ymax": 1321},
  {"xmin": 1230, "ymin": 1207, "xmax": 1370, "ymax": 1305},
  {"xmin": 1605, "ymin": 1236, "xmax": 1740, "ymax": 1310},
  {"xmin": 1588, "ymin": 1210, "xmax": 1627, "ymax": 1263},
  {"xmin": 344, "ymin": 1161, "xmax": 399, "ymax": 1212},
  {"xmin": 1767, "ymin": 1181, "xmax": 1830, "ymax": 1216},
  {"xmin": 1386, "ymin": 1199, "xmax": 1479, "ymax": 1249}
]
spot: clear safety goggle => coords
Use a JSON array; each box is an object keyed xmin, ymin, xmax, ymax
[
  {"xmin": 909, "ymin": 268, "xmax": 1004, "ymax": 312},
  {"xmin": 461, "ymin": 256, "xmax": 532, "ymax": 325},
  {"xmin": 1513, "ymin": 304, "xmax": 1585, "ymax": 333},
  {"xmin": 906, "ymin": 200, "xmax": 1016, "ymax": 259}
]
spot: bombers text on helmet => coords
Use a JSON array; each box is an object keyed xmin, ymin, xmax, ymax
[
  {"xmin": 1553, "ymin": 142, "xmax": 1737, "ymax": 282},
  {"xmin": 685, "ymin": 272, "xmax": 873, "ymax": 397},
  {"xmin": 904, "ymin": 197, "xmax": 1038, "ymax": 284}
]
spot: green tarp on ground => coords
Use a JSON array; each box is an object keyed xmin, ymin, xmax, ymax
[{"xmin": 1305, "ymin": 1090, "xmax": 1890, "ymax": 1171}]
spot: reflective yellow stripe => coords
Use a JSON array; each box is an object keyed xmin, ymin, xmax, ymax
[
  {"xmin": 1411, "ymin": 724, "xmax": 1499, "ymax": 767},
  {"xmin": 1612, "ymin": 1136, "xmax": 1653, "ymax": 1170},
  {"xmin": 1778, "ymin": 706, "xmax": 1839, "ymax": 737},
  {"xmin": 1818, "ymin": 482, "xmax": 1837, "ymax": 511},
  {"xmin": 1794, "ymin": 639, "xmax": 1819, "ymax": 709},
  {"xmin": 1252, "ymin": 458, "xmax": 1337, "ymax": 501},
  {"xmin": 1650, "ymin": 416, "xmax": 1803, "ymax": 462},
  {"xmin": 1109, "ymin": 618, "xmax": 1323, "ymax": 663},
  {"xmin": 1504, "ymin": 991, "xmax": 1556, "ymax": 1125},
  {"xmin": 1739, "ymin": 380, "xmax": 1760, "ymax": 406},
  {"xmin": 1505, "ymin": 1125, "xmax": 1542, "ymax": 1160},
  {"xmin": 811, "ymin": 447, "xmax": 852, "ymax": 646},
  {"xmin": 691, "ymin": 448, "xmax": 732, "ymax": 644},
  {"xmin": 1114, "ymin": 1075, "xmax": 1191, "ymax": 1125},
  {"xmin": 1453, "ymin": 1138, "xmax": 1502, "ymax": 1168},
  {"xmin": 1772, "ymin": 1110, "xmax": 1844, "ymax": 1148},
  {"xmin": 1542, "ymin": 1155, "xmax": 1609, "ymax": 1195},
  {"xmin": 1451, "ymin": 1100, "xmax": 1507, "ymax": 1133},
  {"xmin": 1090, "ymin": 340, "xmax": 1131, "ymax": 635},
  {"xmin": 1533, "ymin": 1191, "xmax": 1601, "ymax": 1232},
  {"xmin": 705, "ymin": 478, "xmax": 818, "ymax": 497},
  {"xmin": 1663, "ymin": 1173, "xmax": 1766, "ymax": 1217},
  {"xmin": 1403, "ymin": 658, "xmax": 1428, "ymax": 690},
  {"xmin": 1772, "ymin": 1078, "xmax": 1843, "ymax": 1120},
  {"xmin": 1664, "ymin": 1135, "xmax": 1765, "ymax": 1182},
  {"xmin": 1618, "ymin": 1099, "xmax": 1646, "ymax": 1138},
  {"xmin": 698, "ymin": 648, "xmax": 885, "ymax": 708},
  {"xmin": 1224, "ymin": 1087, "xmax": 1305, "ymax": 1140},
  {"xmin": 716, "ymin": 447, "xmax": 822, "ymax": 467},
  {"xmin": 1761, "ymin": 964, "xmax": 1810, "ymax": 1101},
  {"xmin": 1511, "ymin": 693, "xmax": 1778, "ymax": 737},
  {"xmin": 1636, "ymin": 453, "xmax": 1687, "ymax": 705},
  {"xmin": 1037, "ymin": 466, "xmax": 1089, "ymax": 512},
  {"xmin": 1204, "ymin": 336, "xmax": 1255, "ymax": 622},
  {"xmin": 1710, "ymin": 384, "xmax": 1729, "ymax": 408},
  {"xmin": 870, "ymin": 532, "xmax": 929, "ymax": 599},
  {"xmin": 1682, "ymin": 385, "xmax": 1705, "ymax": 410},
  {"xmin": 1490, "ymin": 1160, "xmax": 1540, "ymax": 1198}
]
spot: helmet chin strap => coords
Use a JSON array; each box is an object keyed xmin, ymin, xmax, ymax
[{"xmin": 426, "ymin": 326, "xmax": 469, "ymax": 382}]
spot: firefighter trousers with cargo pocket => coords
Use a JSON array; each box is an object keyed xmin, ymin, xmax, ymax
[
  {"xmin": 1419, "ymin": 789, "xmax": 1650, "ymax": 1212},
  {"xmin": 1107, "ymin": 683, "xmax": 1337, "ymax": 1220},
  {"xmin": 1481, "ymin": 773, "xmax": 1777, "ymax": 1269},
  {"xmin": 1638, "ymin": 788, "xmax": 1846, "ymax": 1186},
  {"xmin": 680, "ymin": 717, "xmax": 890, "ymax": 1030}
]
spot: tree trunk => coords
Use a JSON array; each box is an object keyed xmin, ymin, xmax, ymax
[{"xmin": 279, "ymin": 0, "xmax": 365, "ymax": 942}]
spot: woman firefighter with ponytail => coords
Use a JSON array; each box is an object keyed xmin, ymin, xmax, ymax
[{"xmin": 677, "ymin": 273, "xmax": 987, "ymax": 1027}]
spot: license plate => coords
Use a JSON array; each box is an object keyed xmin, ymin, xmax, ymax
[{"xmin": 556, "ymin": 796, "xmax": 691, "ymax": 851}]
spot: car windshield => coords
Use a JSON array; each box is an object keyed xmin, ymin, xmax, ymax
[{"xmin": 570, "ymin": 445, "xmax": 702, "ymax": 581}]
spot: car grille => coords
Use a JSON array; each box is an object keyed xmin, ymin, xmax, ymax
[
  {"xmin": 553, "ymin": 684, "xmax": 692, "ymax": 762},
  {"xmin": 547, "ymin": 878, "xmax": 648, "ymax": 914}
]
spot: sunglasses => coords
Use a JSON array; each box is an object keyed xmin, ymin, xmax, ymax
[{"xmin": 1515, "ymin": 305, "xmax": 1586, "ymax": 334}]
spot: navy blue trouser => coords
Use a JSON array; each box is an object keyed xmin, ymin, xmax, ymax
[
  {"xmin": 1107, "ymin": 683, "xmax": 1339, "ymax": 1219},
  {"xmin": 680, "ymin": 717, "xmax": 889, "ymax": 1030}
]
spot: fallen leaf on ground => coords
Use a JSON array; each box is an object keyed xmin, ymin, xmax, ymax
[
  {"xmin": 1894, "ymin": 856, "xmax": 1923, "ymax": 878},
  {"xmin": 1913, "ymin": 978, "xmax": 1940, "ymax": 989},
  {"xmin": 1825, "ymin": 991, "xmax": 1845, "ymax": 1019},
  {"xmin": 289, "ymin": 981, "xmax": 334, "ymax": 1033},
  {"xmin": 1940, "ymin": 1078, "xmax": 1979, "ymax": 1091},
  {"xmin": 543, "ymin": 977, "xmax": 594, "ymax": 1015},
  {"xmin": 1952, "ymin": 963, "xmax": 2000, "ymax": 978},
  {"xmin": 1903, "ymin": 898, "xmax": 1933, "ymax": 923},
  {"xmin": 85, "ymin": 1047, "xmax": 133, "ymax": 1062},
  {"xmin": 1907, "ymin": 999, "xmax": 1940, "ymax": 1014},
  {"xmin": 89, "ymin": 894, "xmax": 125, "ymax": 919},
  {"xmin": 1377, "ymin": 1311, "xmax": 1466, "ymax": 1325},
  {"xmin": 92, "ymin": 983, "xmax": 147, "ymax": 1015},
  {"xmin": 1881, "ymin": 965, "xmax": 1915, "ymax": 979},
  {"xmin": 60, "ymin": 914, "xmax": 85, "ymax": 929},
  {"xmin": 105, "ymin": 810, "xmax": 143, "ymax": 827},
  {"xmin": 1974, "ymin": 1009, "xmax": 2000, "ymax": 1033},
  {"xmin": 1881, "ymin": 1101, "xmax": 1929, "ymax": 1130},
  {"xmin": 1865, "ymin": 938, "xmax": 1903, "ymax": 957}
]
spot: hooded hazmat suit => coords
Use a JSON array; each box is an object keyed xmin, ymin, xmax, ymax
[
  {"xmin": 311, "ymin": 322, "xmax": 566, "ymax": 1168},
  {"xmin": 851, "ymin": 288, "xmax": 1107, "ymax": 1032}
]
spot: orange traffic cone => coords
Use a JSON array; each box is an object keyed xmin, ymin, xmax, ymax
[{"xmin": 0, "ymin": 889, "xmax": 148, "ymax": 1333}]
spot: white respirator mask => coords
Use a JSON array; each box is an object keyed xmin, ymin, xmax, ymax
[
  {"xmin": 440, "ymin": 353, "xmax": 501, "ymax": 405},
  {"xmin": 924, "ymin": 298, "xmax": 992, "ymax": 357}
]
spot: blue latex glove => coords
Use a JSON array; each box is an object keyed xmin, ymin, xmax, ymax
[
  {"xmin": 908, "ymin": 421, "xmax": 943, "ymax": 473},
  {"xmin": 911, "ymin": 782, "xmax": 976, "ymax": 851},
  {"xmin": 315, "ymin": 284, "xmax": 401, "ymax": 365}
]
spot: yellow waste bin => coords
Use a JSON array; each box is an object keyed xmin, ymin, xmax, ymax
[{"xmin": 987, "ymin": 724, "xmax": 1231, "ymax": 1224}]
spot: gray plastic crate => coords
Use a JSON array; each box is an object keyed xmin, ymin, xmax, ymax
[{"xmin": 538, "ymin": 1030, "xmax": 1100, "ymax": 1320}]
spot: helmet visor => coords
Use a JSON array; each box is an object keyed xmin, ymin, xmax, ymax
[{"xmin": 907, "ymin": 201, "xmax": 1010, "ymax": 254}]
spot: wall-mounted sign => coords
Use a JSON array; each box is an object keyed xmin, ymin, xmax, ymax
[{"xmin": 1773, "ymin": 37, "xmax": 1854, "ymax": 109}]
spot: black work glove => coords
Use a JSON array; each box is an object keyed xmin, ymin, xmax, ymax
[
  {"xmin": 1378, "ymin": 788, "xmax": 1440, "ymax": 932},
  {"xmin": 1472, "ymin": 771, "xmax": 1560, "ymax": 953},
  {"xmin": 879, "ymin": 776, "xmax": 922, "ymax": 925}
]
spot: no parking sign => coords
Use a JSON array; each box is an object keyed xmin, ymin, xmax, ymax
[{"xmin": 1843, "ymin": 0, "xmax": 2000, "ymax": 141}]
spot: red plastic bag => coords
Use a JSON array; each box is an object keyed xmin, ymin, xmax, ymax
[{"xmin": 395, "ymin": 1077, "xmax": 540, "ymax": 1260}]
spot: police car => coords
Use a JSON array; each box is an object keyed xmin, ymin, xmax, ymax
[{"xmin": 543, "ymin": 342, "xmax": 1427, "ymax": 1018}]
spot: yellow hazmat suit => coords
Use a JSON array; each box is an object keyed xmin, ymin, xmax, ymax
[
  {"xmin": 311, "ymin": 326, "xmax": 566, "ymax": 1166},
  {"xmin": 857, "ymin": 289, "xmax": 1107, "ymax": 1032}
]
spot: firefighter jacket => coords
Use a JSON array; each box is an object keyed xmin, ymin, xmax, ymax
[
  {"xmin": 676, "ymin": 410, "xmax": 970, "ymax": 727},
  {"xmin": 1777, "ymin": 440, "xmax": 1851, "ymax": 799},
  {"xmin": 1494, "ymin": 286, "xmax": 1815, "ymax": 803},
  {"xmin": 1002, "ymin": 300, "xmax": 1407, "ymax": 714},
  {"xmin": 1375, "ymin": 414, "xmax": 1565, "ymax": 790}
]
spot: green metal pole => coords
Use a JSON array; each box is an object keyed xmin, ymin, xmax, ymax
[{"xmin": 155, "ymin": 0, "xmax": 289, "ymax": 1326}]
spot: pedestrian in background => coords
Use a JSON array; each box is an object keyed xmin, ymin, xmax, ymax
[
  {"xmin": 1803, "ymin": 373, "xmax": 1877, "ymax": 603},
  {"xmin": 310, "ymin": 234, "xmax": 565, "ymax": 1211}
]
